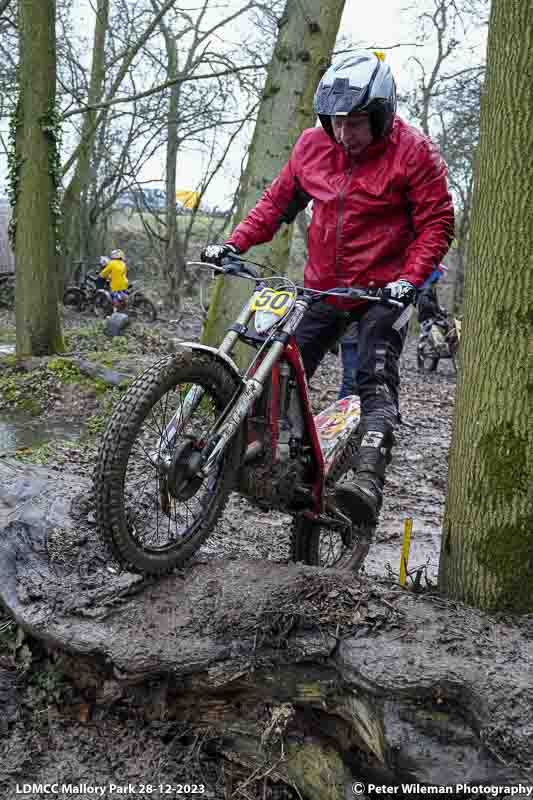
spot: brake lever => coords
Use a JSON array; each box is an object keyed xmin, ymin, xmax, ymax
[
  {"xmin": 361, "ymin": 294, "xmax": 404, "ymax": 309},
  {"xmin": 221, "ymin": 257, "xmax": 261, "ymax": 281},
  {"xmin": 387, "ymin": 299, "xmax": 405, "ymax": 309},
  {"xmin": 222, "ymin": 261, "xmax": 241, "ymax": 276},
  {"xmin": 352, "ymin": 288, "xmax": 404, "ymax": 309}
]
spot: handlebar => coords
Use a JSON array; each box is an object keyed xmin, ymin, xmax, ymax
[
  {"xmin": 187, "ymin": 257, "xmax": 405, "ymax": 308},
  {"xmin": 322, "ymin": 286, "xmax": 403, "ymax": 308},
  {"xmin": 188, "ymin": 258, "xmax": 261, "ymax": 281}
]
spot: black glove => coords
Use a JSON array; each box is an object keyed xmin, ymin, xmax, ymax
[
  {"xmin": 382, "ymin": 279, "xmax": 417, "ymax": 307},
  {"xmin": 200, "ymin": 243, "xmax": 239, "ymax": 267}
]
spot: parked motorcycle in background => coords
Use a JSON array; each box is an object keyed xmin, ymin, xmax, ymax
[
  {"xmin": 417, "ymin": 311, "xmax": 461, "ymax": 373},
  {"xmin": 63, "ymin": 271, "xmax": 106, "ymax": 312}
]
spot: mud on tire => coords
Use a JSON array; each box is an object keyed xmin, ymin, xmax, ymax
[
  {"xmin": 94, "ymin": 351, "xmax": 243, "ymax": 575},
  {"xmin": 290, "ymin": 432, "xmax": 374, "ymax": 571}
]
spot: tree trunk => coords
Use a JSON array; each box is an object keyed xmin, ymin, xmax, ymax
[
  {"xmin": 161, "ymin": 16, "xmax": 186, "ymax": 308},
  {"xmin": 14, "ymin": 0, "xmax": 63, "ymax": 356},
  {"xmin": 452, "ymin": 248, "xmax": 465, "ymax": 314},
  {"xmin": 203, "ymin": 0, "xmax": 345, "ymax": 362},
  {"xmin": 439, "ymin": 1, "xmax": 533, "ymax": 612},
  {"xmin": 60, "ymin": 0, "xmax": 109, "ymax": 284},
  {"xmin": 451, "ymin": 179, "xmax": 473, "ymax": 314}
]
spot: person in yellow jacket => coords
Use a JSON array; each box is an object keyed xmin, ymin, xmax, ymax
[{"xmin": 100, "ymin": 249, "xmax": 129, "ymax": 310}]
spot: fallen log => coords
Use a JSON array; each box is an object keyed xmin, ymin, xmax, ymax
[
  {"xmin": 0, "ymin": 459, "xmax": 531, "ymax": 798},
  {"xmin": 64, "ymin": 355, "xmax": 133, "ymax": 387}
]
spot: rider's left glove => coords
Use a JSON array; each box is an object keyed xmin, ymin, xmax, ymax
[
  {"xmin": 200, "ymin": 243, "xmax": 240, "ymax": 267},
  {"xmin": 383, "ymin": 279, "xmax": 417, "ymax": 307}
]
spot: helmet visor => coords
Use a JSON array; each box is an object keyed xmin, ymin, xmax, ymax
[{"xmin": 315, "ymin": 77, "xmax": 370, "ymax": 116}]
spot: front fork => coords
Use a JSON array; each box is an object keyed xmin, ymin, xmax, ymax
[
  {"xmin": 149, "ymin": 298, "xmax": 256, "ymax": 469},
  {"xmin": 151, "ymin": 296, "xmax": 292, "ymax": 470},
  {"xmin": 200, "ymin": 299, "xmax": 311, "ymax": 474},
  {"xmin": 151, "ymin": 294, "xmax": 309, "ymax": 479}
]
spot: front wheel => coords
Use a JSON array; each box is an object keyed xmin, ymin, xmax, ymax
[
  {"xmin": 290, "ymin": 434, "xmax": 374, "ymax": 571},
  {"xmin": 94, "ymin": 351, "xmax": 243, "ymax": 575}
]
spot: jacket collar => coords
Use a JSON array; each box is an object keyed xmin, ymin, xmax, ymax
[{"xmin": 330, "ymin": 114, "xmax": 398, "ymax": 165}]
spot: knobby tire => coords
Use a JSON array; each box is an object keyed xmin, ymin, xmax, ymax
[
  {"xmin": 94, "ymin": 351, "xmax": 243, "ymax": 575},
  {"xmin": 290, "ymin": 432, "xmax": 374, "ymax": 571},
  {"xmin": 130, "ymin": 294, "xmax": 157, "ymax": 322},
  {"xmin": 63, "ymin": 288, "xmax": 83, "ymax": 312}
]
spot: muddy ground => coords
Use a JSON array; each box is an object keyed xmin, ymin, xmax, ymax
[{"xmin": 0, "ymin": 306, "xmax": 459, "ymax": 799}]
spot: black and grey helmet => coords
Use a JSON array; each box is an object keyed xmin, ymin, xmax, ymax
[{"xmin": 314, "ymin": 51, "xmax": 397, "ymax": 140}]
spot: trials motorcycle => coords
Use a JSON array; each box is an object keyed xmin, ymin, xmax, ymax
[
  {"xmin": 94, "ymin": 256, "xmax": 404, "ymax": 576},
  {"xmin": 417, "ymin": 311, "xmax": 461, "ymax": 373}
]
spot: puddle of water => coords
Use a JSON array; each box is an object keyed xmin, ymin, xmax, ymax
[
  {"xmin": 0, "ymin": 411, "xmax": 84, "ymax": 455},
  {"xmin": 0, "ymin": 344, "xmax": 15, "ymax": 355}
]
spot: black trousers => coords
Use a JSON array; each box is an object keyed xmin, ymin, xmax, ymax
[{"xmin": 294, "ymin": 301, "xmax": 410, "ymax": 427}]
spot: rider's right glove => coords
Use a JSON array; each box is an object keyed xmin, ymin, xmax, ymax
[
  {"xmin": 200, "ymin": 243, "xmax": 240, "ymax": 267},
  {"xmin": 382, "ymin": 279, "xmax": 417, "ymax": 307}
]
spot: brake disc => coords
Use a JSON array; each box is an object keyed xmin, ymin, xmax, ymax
[{"xmin": 167, "ymin": 440, "xmax": 204, "ymax": 501}]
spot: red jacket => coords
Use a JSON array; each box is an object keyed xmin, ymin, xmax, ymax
[{"xmin": 228, "ymin": 117, "xmax": 454, "ymax": 301}]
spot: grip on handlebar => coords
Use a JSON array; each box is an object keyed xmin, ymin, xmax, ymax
[{"xmin": 221, "ymin": 256, "xmax": 261, "ymax": 280}]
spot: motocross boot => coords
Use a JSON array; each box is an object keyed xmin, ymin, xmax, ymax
[{"xmin": 335, "ymin": 420, "xmax": 393, "ymax": 524}]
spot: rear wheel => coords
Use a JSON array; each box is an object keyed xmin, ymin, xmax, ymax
[
  {"xmin": 94, "ymin": 351, "xmax": 243, "ymax": 575},
  {"xmin": 93, "ymin": 291, "xmax": 113, "ymax": 317},
  {"xmin": 290, "ymin": 435, "xmax": 374, "ymax": 571},
  {"xmin": 130, "ymin": 293, "xmax": 156, "ymax": 322}
]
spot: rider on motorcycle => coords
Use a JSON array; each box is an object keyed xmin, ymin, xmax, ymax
[
  {"xmin": 201, "ymin": 52, "xmax": 454, "ymax": 524},
  {"xmin": 99, "ymin": 249, "xmax": 129, "ymax": 310}
]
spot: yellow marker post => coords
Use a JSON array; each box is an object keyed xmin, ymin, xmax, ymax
[{"xmin": 399, "ymin": 517, "xmax": 413, "ymax": 587}]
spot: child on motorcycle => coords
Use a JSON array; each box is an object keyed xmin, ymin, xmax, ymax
[
  {"xmin": 201, "ymin": 52, "xmax": 454, "ymax": 524},
  {"xmin": 99, "ymin": 249, "xmax": 129, "ymax": 311}
]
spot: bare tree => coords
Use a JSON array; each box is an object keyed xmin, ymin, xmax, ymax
[
  {"xmin": 434, "ymin": 68, "xmax": 482, "ymax": 310},
  {"xmin": 54, "ymin": 0, "xmax": 270, "ymax": 293},
  {"xmin": 59, "ymin": 0, "xmax": 179, "ymax": 278},
  {"xmin": 60, "ymin": 0, "xmax": 109, "ymax": 281},
  {"xmin": 405, "ymin": 0, "xmax": 488, "ymax": 311},
  {"xmin": 151, "ymin": 0, "xmax": 260, "ymax": 304}
]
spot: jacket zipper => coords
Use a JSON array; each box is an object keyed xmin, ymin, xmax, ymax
[{"xmin": 335, "ymin": 167, "xmax": 353, "ymax": 280}]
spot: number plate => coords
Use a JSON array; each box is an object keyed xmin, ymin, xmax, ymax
[{"xmin": 251, "ymin": 288, "xmax": 295, "ymax": 317}]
